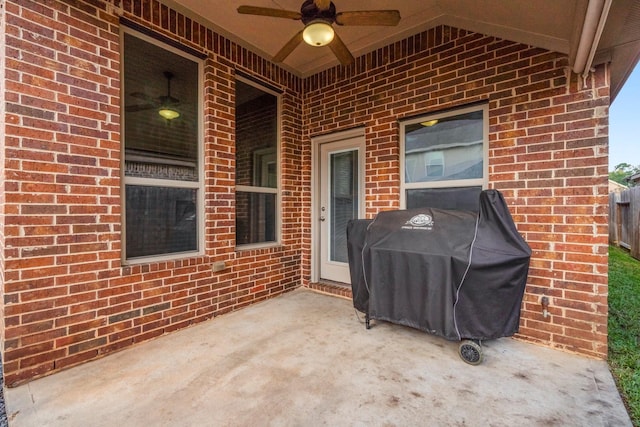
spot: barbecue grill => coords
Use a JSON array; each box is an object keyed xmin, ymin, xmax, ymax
[{"xmin": 347, "ymin": 190, "xmax": 531, "ymax": 364}]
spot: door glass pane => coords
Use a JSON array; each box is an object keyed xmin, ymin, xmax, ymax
[{"xmin": 330, "ymin": 150, "xmax": 358, "ymax": 263}]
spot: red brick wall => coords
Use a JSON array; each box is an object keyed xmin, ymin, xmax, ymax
[
  {"xmin": 0, "ymin": 0, "xmax": 609, "ymax": 385},
  {"xmin": 0, "ymin": 0, "xmax": 6, "ymax": 354},
  {"xmin": 1, "ymin": 0, "xmax": 303, "ymax": 386},
  {"xmin": 303, "ymin": 27, "xmax": 609, "ymax": 359}
]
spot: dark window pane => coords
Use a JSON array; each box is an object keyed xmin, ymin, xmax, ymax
[
  {"xmin": 235, "ymin": 80, "xmax": 278, "ymax": 188},
  {"xmin": 123, "ymin": 32, "xmax": 201, "ymax": 260},
  {"xmin": 126, "ymin": 186, "xmax": 198, "ymax": 258},
  {"xmin": 235, "ymin": 79, "xmax": 279, "ymax": 246},
  {"xmin": 236, "ymin": 191, "xmax": 276, "ymax": 245},
  {"xmin": 123, "ymin": 33, "xmax": 199, "ymax": 180},
  {"xmin": 406, "ymin": 187, "xmax": 482, "ymax": 211},
  {"xmin": 404, "ymin": 111, "xmax": 483, "ymax": 183}
]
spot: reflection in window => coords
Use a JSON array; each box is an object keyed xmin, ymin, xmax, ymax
[
  {"xmin": 425, "ymin": 151, "xmax": 445, "ymax": 177},
  {"xmin": 122, "ymin": 30, "xmax": 201, "ymax": 260},
  {"xmin": 235, "ymin": 192, "xmax": 276, "ymax": 245},
  {"xmin": 402, "ymin": 107, "xmax": 486, "ymax": 211},
  {"xmin": 404, "ymin": 110, "xmax": 483, "ymax": 183},
  {"xmin": 235, "ymin": 79, "xmax": 279, "ymax": 246},
  {"xmin": 126, "ymin": 186, "xmax": 197, "ymax": 257}
]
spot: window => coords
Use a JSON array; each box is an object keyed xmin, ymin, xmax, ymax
[
  {"xmin": 235, "ymin": 78, "xmax": 280, "ymax": 246},
  {"xmin": 122, "ymin": 29, "xmax": 202, "ymax": 261},
  {"xmin": 400, "ymin": 105, "xmax": 488, "ymax": 211}
]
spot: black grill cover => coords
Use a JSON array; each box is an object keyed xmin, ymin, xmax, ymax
[{"xmin": 347, "ymin": 190, "xmax": 531, "ymax": 341}]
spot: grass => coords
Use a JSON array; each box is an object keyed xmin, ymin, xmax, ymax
[{"xmin": 608, "ymin": 245, "xmax": 640, "ymax": 425}]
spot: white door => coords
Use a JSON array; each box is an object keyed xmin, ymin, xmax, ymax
[{"xmin": 318, "ymin": 136, "xmax": 364, "ymax": 283}]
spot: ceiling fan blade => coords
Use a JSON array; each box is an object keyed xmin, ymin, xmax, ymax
[
  {"xmin": 329, "ymin": 31, "xmax": 354, "ymax": 66},
  {"xmin": 273, "ymin": 30, "xmax": 304, "ymax": 63},
  {"xmin": 125, "ymin": 104, "xmax": 155, "ymax": 113},
  {"xmin": 130, "ymin": 92, "xmax": 157, "ymax": 104},
  {"xmin": 159, "ymin": 95, "xmax": 180, "ymax": 105},
  {"xmin": 237, "ymin": 6, "xmax": 301, "ymax": 20},
  {"xmin": 313, "ymin": 0, "xmax": 332, "ymax": 11},
  {"xmin": 335, "ymin": 10, "xmax": 401, "ymax": 26}
]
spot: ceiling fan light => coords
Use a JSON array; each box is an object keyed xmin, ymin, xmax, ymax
[
  {"xmin": 158, "ymin": 108, "xmax": 180, "ymax": 120},
  {"xmin": 303, "ymin": 20, "xmax": 334, "ymax": 46},
  {"xmin": 420, "ymin": 119, "xmax": 439, "ymax": 127}
]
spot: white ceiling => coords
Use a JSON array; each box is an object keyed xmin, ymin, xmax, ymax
[{"xmin": 166, "ymin": 0, "xmax": 640, "ymax": 98}]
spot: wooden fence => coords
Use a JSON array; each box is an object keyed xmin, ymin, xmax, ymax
[{"xmin": 609, "ymin": 186, "xmax": 640, "ymax": 259}]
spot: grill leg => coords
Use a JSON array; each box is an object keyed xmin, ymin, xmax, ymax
[{"xmin": 365, "ymin": 313, "xmax": 371, "ymax": 329}]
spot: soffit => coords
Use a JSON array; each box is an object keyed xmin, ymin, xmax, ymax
[{"xmin": 166, "ymin": 0, "xmax": 640, "ymax": 99}]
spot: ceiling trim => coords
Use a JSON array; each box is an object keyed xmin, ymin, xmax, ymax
[
  {"xmin": 157, "ymin": 0, "xmax": 639, "ymax": 98},
  {"xmin": 154, "ymin": 1, "xmax": 575, "ymax": 79},
  {"xmin": 120, "ymin": 16, "xmax": 208, "ymax": 59},
  {"xmin": 443, "ymin": 15, "xmax": 570, "ymax": 55}
]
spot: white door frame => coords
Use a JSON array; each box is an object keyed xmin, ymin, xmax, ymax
[{"xmin": 311, "ymin": 128, "xmax": 365, "ymax": 284}]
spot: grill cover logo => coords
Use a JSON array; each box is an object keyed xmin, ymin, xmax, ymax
[{"xmin": 403, "ymin": 213, "xmax": 434, "ymax": 230}]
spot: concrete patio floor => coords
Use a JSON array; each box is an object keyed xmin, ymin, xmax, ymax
[{"xmin": 4, "ymin": 288, "xmax": 632, "ymax": 426}]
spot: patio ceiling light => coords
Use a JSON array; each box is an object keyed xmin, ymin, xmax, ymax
[
  {"xmin": 420, "ymin": 119, "xmax": 438, "ymax": 127},
  {"xmin": 302, "ymin": 20, "xmax": 334, "ymax": 46},
  {"xmin": 158, "ymin": 107, "xmax": 180, "ymax": 120}
]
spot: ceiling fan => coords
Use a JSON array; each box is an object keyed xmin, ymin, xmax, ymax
[
  {"xmin": 237, "ymin": 0, "xmax": 401, "ymax": 65},
  {"xmin": 126, "ymin": 71, "xmax": 181, "ymax": 119}
]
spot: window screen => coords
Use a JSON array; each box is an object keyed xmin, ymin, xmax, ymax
[
  {"xmin": 402, "ymin": 106, "xmax": 487, "ymax": 211},
  {"xmin": 235, "ymin": 79, "xmax": 279, "ymax": 246},
  {"xmin": 122, "ymin": 30, "xmax": 201, "ymax": 260}
]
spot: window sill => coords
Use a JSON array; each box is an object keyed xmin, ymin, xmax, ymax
[
  {"xmin": 235, "ymin": 242, "xmax": 282, "ymax": 254},
  {"xmin": 122, "ymin": 250, "xmax": 203, "ymax": 266}
]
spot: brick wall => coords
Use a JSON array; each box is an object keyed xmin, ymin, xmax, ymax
[
  {"xmin": 1, "ymin": 0, "xmax": 303, "ymax": 386},
  {"xmin": 0, "ymin": 0, "xmax": 7, "ymax": 352},
  {"xmin": 0, "ymin": 0, "xmax": 609, "ymax": 386},
  {"xmin": 303, "ymin": 27, "xmax": 609, "ymax": 359}
]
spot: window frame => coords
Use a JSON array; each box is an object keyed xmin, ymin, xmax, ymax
[
  {"xmin": 120, "ymin": 27, "xmax": 205, "ymax": 264},
  {"xmin": 234, "ymin": 76, "xmax": 282, "ymax": 250},
  {"xmin": 399, "ymin": 104, "xmax": 489, "ymax": 209}
]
